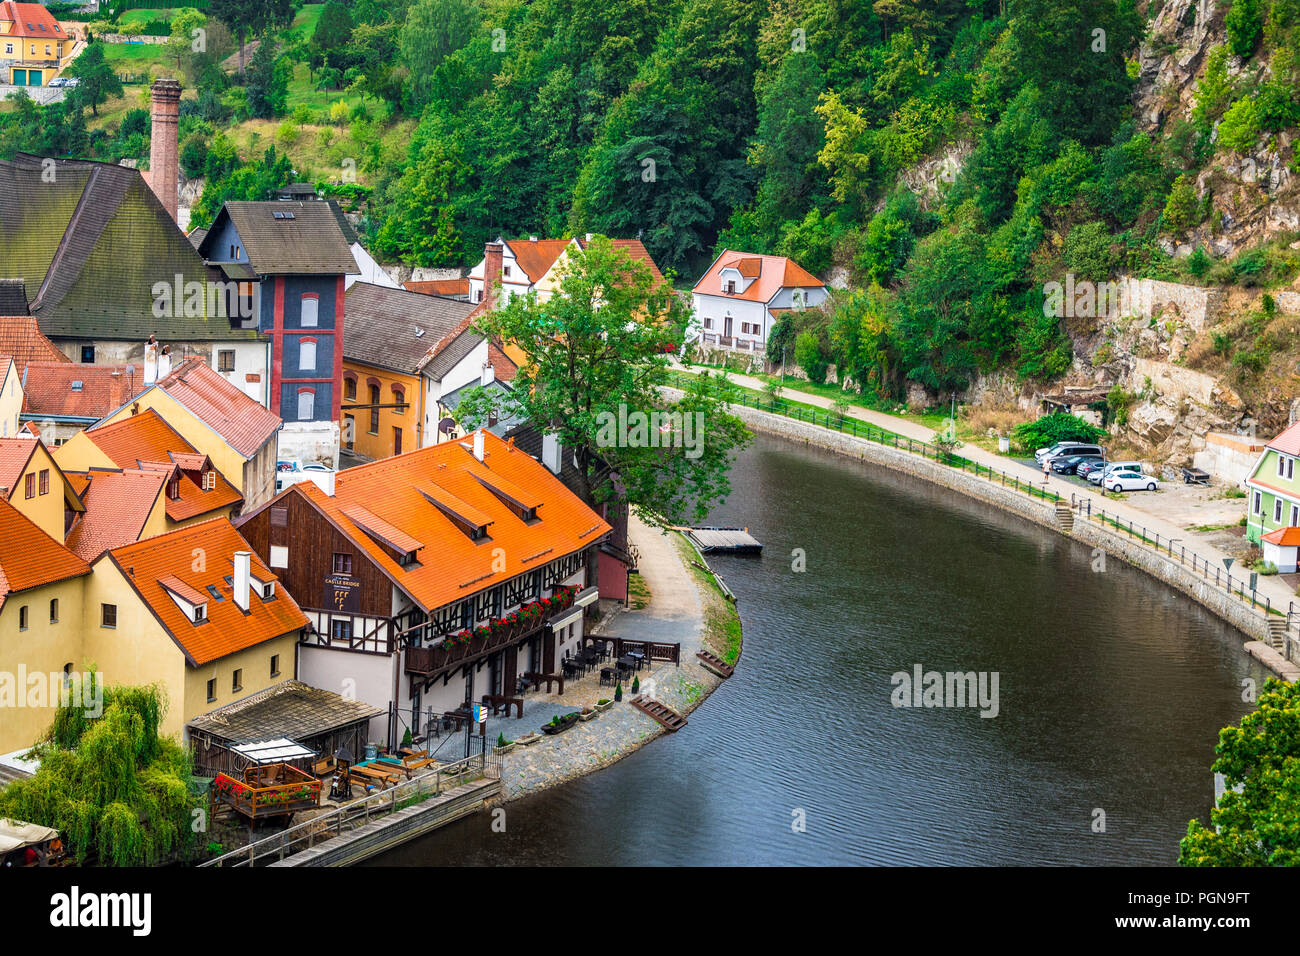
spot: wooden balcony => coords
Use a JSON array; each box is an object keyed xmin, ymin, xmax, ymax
[{"xmin": 212, "ymin": 764, "xmax": 321, "ymax": 821}]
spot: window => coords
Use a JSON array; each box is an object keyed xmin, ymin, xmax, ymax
[
  {"xmin": 206, "ymin": 678, "xmax": 216, "ymax": 703},
  {"xmin": 1275, "ymin": 499, "xmax": 1285, "ymax": 523},
  {"xmin": 168, "ymin": 478, "xmax": 180, "ymax": 500},
  {"xmin": 270, "ymin": 654, "xmax": 280, "ymax": 678},
  {"xmin": 1254, "ymin": 491, "xmax": 1263, "ymax": 515},
  {"xmin": 218, "ymin": 350, "xmax": 235, "ymax": 373},
  {"xmin": 297, "ymin": 388, "xmax": 315, "ymax": 421},
  {"xmin": 202, "ymin": 470, "xmax": 216, "ymax": 491},
  {"xmin": 344, "ymin": 377, "xmax": 356, "ymax": 400},
  {"xmin": 331, "ymin": 619, "xmax": 353, "ymax": 643},
  {"xmin": 193, "ymin": 603, "xmax": 207, "ymax": 623},
  {"xmin": 232, "ymin": 669, "xmax": 242, "ymax": 693},
  {"xmin": 503, "ymin": 265, "xmax": 511, "ymax": 278},
  {"xmin": 44, "ymin": 45, "xmax": 49, "ymax": 55},
  {"xmin": 4, "ymin": 45, "xmax": 10, "ymax": 54},
  {"xmin": 300, "ymin": 295, "xmax": 319, "ymax": 327},
  {"xmin": 726, "ymin": 281, "xmax": 736, "ymax": 294},
  {"xmin": 49, "ymin": 598, "xmax": 58, "ymax": 623},
  {"xmin": 38, "ymin": 468, "xmax": 48, "ymax": 495},
  {"xmin": 80, "ymin": 345, "xmax": 93, "ymax": 363},
  {"xmin": 24, "ymin": 473, "xmax": 34, "ymax": 498},
  {"xmin": 703, "ymin": 317, "xmax": 712, "ymax": 330},
  {"xmin": 393, "ymin": 426, "xmax": 402, "ymax": 456},
  {"xmin": 299, "ymin": 338, "xmax": 316, "ymax": 371},
  {"xmin": 332, "ymin": 552, "xmax": 353, "ymax": 575},
  {"xmin": 1280, "ymin": 455, "xmax": 1287, "ymax": 478},
  {"xmin": 1290, "ymin": 458, "xmax": 1296, "ymax": 481},
  {"xmin": 270, "ymin": 506, "xmax": 288, "ymax": 527},
  {"xmin": 101, "ymin": 603, "xmax": 117, "ymax": 628},
  {"xmin": 344, "ymin": 415, "xmax": 355, "ymax": 450},
  {"xmin": 18, "ymin": 605, "xmax": 28, "ymax": 630},
  {"xmin": 1292, "ymin": 503, "xmax": 1299, "ymax": 527},
  {"xmin": 368, "ymin": 385, "xmax": 380, "ymax": 434}
]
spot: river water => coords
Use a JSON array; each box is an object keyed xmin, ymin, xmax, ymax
[{"xmin": 370, "ymin": 432, "xmax": 1266, "ymax": 865}]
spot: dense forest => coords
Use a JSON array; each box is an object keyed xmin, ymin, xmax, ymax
[{"xmin": 6, "ymin": 0, "xmax": 1300, "ymax": 400}]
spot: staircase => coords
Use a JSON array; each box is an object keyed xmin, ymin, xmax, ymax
[
  {"xmin": 1266, "ymin": 618, "xmax": 1289, "ymax": 653},
  {"xmin": 630, "ymin": 695, "xmax": 687, "ymax": 732},
  {"xmin": 1054, "ymin": 500, "xmax": 1075, "ymax": 534}
]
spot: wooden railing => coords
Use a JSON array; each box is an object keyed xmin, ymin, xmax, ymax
[
  {"xmin": 213, "ymin": 765, "xmax": 321, "ymax": 820},
  {"xmin": 590, "ymin": 637, "xmax": 681, "ymax": 665}
]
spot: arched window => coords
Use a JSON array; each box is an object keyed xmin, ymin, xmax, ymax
[
  {"xmin": 297, "ymin": 387, "xmax": 315, "ymax": 421},
  {"xmin": 344, "ymin": 375, "xmax": 357, "ymax": 400},
  {"xmin": 299, "ymin": 337, "xmax": 317, "ymax": 372},
  {"xmin": 300, "ymin": 294, "xmax": 319, "ymax": 327},
  {"xmin": 369, "ymin": 383, "xmax": 380, "ymax": 433}
]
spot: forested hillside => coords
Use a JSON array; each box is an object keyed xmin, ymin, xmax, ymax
[{"xmin": 9, "ymin": 0, "xmax": 1300, "ymax": 406}]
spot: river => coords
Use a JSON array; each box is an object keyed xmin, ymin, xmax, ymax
[{"xmin": 368, "ymin": 431, "xmax": 1266, "ymax": 865}]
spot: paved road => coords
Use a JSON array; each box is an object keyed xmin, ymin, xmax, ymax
[{"xmin": 678, "ymin": 364, "xmax": 1298, "ymax": 617}]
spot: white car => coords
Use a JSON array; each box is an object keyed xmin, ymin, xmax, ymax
[
  {"xmin": 1087, "ymin": 460, "xmax": 1144, "ymax": 485},
  {"xmin": 1106, "ymin": 469, "xmax": 1160, "ymax": 493}
]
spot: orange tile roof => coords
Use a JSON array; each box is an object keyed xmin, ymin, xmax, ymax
[
  {"xmin": 327, "ymin": 431, "xmax": 611, "ymax": 612},
  {"xmin": 0, "ymin": 496, "xmax": 89, "ymax": 607},
  {"xmin": 21, "ymin": 362, "xmax": 135, "ymax": 422},
  {"xmin": 1263, "ymin": 526, "xmax": 1300, "ymax": 547},
  {"xmin": 154, "ymin": 358, "xmax": 281, "ymax": 458},
  {"xmin": 0, "ymin": 316, "xmax": 69, "ymax": 375},
  {"xmin": 691, "ymin": 249, "xmax": 825, "ymax": 302},
  {"xmin": 505, "ymin": 239, "xmax": 572, "ymax": 284},
  {"xmin": 0, "ymin": 2, "xmax": 66, "ymax": 39},
  {"xmin": 107, "ymin": 518, "xmax": 307, "ymax": 667},
  {"xmin": 85, "ymin": 409, "xmax": 243, "ymax": 521},
  {"xmin": 404, "ymin": 278, "xmax": 470, "ymax": 297},
  {"xmin": 574, "ymin": 237, "xmax": 668, "ymax": 287},
  {"xmin": 64, "ymin": 468, "xmax": 167, "ymax": 562},
  {"xmin": 0, "ymin": 435, "xmax": 37, "ymax": 495}
]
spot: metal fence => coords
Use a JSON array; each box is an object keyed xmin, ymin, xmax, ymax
[{"xmin": 200, "ymin": 748, "xmax": 500, "ymax": 868}]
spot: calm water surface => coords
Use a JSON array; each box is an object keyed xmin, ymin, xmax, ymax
[{"xmin": 370, "ymin": 432, "xmax": 1266, "ymax": 865}]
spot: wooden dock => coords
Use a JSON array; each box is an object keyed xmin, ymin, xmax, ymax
[
  {"xmin": 629, "ymin": 695, "xmax": 687, "ymax": 732},
  {"xmin": 683, "ymin": 526, "xmax": 763, "ymax": 555},
  {"xmin": 696, "ymin": 650, "xmax": 734, "ymax": 679}
]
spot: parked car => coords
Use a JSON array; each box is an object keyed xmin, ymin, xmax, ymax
[
  {"xmin": 1106, "ymin": 469, "xmax": 1160, "ymax": 493},
  {"xmin": 1052, "ymin": 454, "xmax": 1104, "ymax": 475},
  {"xmin": 1037, "ymin": 442, "xmax": 1105, "ymax": 464},
  {"xmin": 47, "ymin": 77, "xmax": 64, "ymax": 88},
  {"xmin": 1075, "ymin": 459, "xmax": 1107, "ymax": 480},
  {"xmin": 1086, "ymin": 460, "xmax": 1144, "ymax": 485}
]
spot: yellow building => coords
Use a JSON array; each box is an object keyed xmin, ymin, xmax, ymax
[
  {"xmin": 0, "ymin": 496, "xmax": 90, "ymax": 754},
  {"xmin": 0, "ymin": 435, "xmax": 83, "ymax": 542},
  {"xmin": 341, "ymin": 282, "xmax": 476, "ymax": 460},
  {"xmin": 0, "ymin": 1, "xmax": 71, "ymax": 87}
]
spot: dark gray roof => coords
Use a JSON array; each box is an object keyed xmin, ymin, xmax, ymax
[
  {"xmin": 201, "ymin": 201, "xmax": 359, "ymax": 276},
  {"xmin": 422, "ymin": 326, "xmax": 482, "ymax": 381},
  {"xmin": 187, "ymin": 226, "xmax": 208, "ymax": 249},
  {"xmin": 187, "ymin": 680, "xmax": 383, "ymax": 743},
  {"xmin": 326, "ymin": 199, "xmax": 359, "ymax": 245},
  {"xmin": 504, "ymin": 422, "xmax": 583, "ymax": 488},
  {"xmin": 344, "ymin": 282, "xmax": 477, "ymax": 373}
]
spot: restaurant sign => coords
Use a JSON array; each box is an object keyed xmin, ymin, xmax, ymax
[{"xmin": 324, "ymin": 574, "xmax": 361, "ymax": 613}]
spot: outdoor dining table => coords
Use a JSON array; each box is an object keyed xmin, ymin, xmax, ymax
[{"xmin": 626, "ymin": 651, "xmax": 646, "ymax": 670}]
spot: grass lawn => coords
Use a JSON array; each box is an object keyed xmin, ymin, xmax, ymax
[
  {"xmin": 285, "ymin": 61, "xmax": 365, "ymax": 115},
  {"xmin": 284, "ymin": 2, "xmax": 324, "ymax": 42},
  {"xmin": 101, "ymin": 42, "xmax": 173, "ymax": 66}
]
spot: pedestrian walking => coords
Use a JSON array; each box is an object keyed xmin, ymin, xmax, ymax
[{"xmin": 1042, "ymin": 458, "xmax": 1050, "ymax": 482}]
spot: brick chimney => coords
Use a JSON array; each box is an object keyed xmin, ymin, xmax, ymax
[
  {"xmin": 483, "ymin": 242, "xmax": 503, "ymax": 311},
  {"xmin": 149, "ymin": 78, "xmax": 182, "ymax": 223}
]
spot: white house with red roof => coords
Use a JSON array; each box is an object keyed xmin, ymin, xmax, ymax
[
  {"xmin": 1245, "ymin": 419, "xmax": 1300, "ymax": 570},
  {"xmin": 689, "ymin": 250, "xmax": 828, "ymax": 354}
]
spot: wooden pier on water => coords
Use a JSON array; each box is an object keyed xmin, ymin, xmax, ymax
[
  {"xmin": 630, "ymin": 695, "xmax": 688, "ymax": 732},
  {"xmin": 682, "ymin": 526, "xmax": 763, "ymax": 555}
]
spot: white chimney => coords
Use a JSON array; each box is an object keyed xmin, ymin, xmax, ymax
[
  {"xmin": 542, "ymin": 431, "xmax": 562, "ymax": 475},
  {"xmin": 473, "ymin": 428, "xmax": 485, "ymax": 463},
  {"xmin": 233, "ymin": 551, "xmax": 251, "ymax": 612},
  {"xmin": 481, "ymin": 361, "xmax": 495, "ymax": 388},
  {"xmin": 584, "ymin": 233, "xmax": 593, "ymax": 243}
]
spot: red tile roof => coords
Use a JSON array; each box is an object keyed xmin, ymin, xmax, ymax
[
  {"xmin": 0, "ymin": 316, "xmax": 69, "ymax": 375},
  {"xmin": 1263, "ymin": 526, "xmax": 1300, "ymax": 546},
  {"xmin": 404, "ymin": 278, "xmax": 470, "ymax": 297},
  {"xmin": 64, "ymin": 468, "xmax": 168, "ymax": 562},
  {"xmin": 574, "ymin": 237, "xmax": 668, "ymax": 286},
  {"xmin": 691, "ymin": 249, "xmax": 825, "ymax": 302},
  {"xmin": 1267, "ymin": 420, "xmax": 1300, "ymax": 457},
  {"xmin": 327, "ymin": 430, "xmax": 610, "ymax": 612},
  {"xmin": 0, "ymin": 496, "xmax": 89, "ymax": 608},
  {"xmin": 21, "ymin": 362, "xmax": 135, "ymax": 422},
  {"xmin": 0, "ymin": 435, "xmax": 38, "ymax": 496},
  {"xmin": 154, "ymin": 358, "xmax": 281, "ymax": 458},
  {"xmin": 0, "ymin": 2, "xmax": 65, "ymax": 40},
  {"xmin": 505, "ymin": 239, "xmax": 572, "ymax": 283},
  {"xmin": 107, "ymin": 518, "xmax": 307, "ymax": 667},
  {"xmin": 84, "ymin": 409, "xmax": 243, "ymax": 521}
]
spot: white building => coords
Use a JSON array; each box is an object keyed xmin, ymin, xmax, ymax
[{"xmin": 689, "ymin": 250, "xmax": 829, "ymax": 354}]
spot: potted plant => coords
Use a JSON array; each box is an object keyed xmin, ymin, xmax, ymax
[
  {"xmin": 515, "ymin": 731, "xmax": 541, "ymax": 747},
  {"xmin": 631, "ymin": 676, "xmax": 640, "ymax": 695},
  {"xmin": 493, "ymin": 732, "xmax": 515, "ymax": 755},
  {"xmin": 614, "ymin": 682, "xmax": 623, "ymax": 702},
  {"xmin": 579, "ymin": 706, "xmax": 597, "ymax": 721},
  {"xmin": 595, "ymin": 698, "xmax": 614, "ymax": 713},
  {"xmin": 541, "ymin": 712, "xmax": 580, "ymax": 735}
]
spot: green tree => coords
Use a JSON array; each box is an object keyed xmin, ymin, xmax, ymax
[
  {"xmin": 473, "ymin": 237, "xmax": 751, "ymax": 525},
  {"xmin": 65, "ymin": 43, "xmax": 123, "ymax": 117},
  {"xmin": 166, "ymin": 8, "xmax": 208, "ymax": 77},
  {"xmin": 311, "ymin": 2, "xmax": 355, "ymax": 70},
  {"xmin": 794, "ymin": 328, "xmax": 830, "ymax": 384},
  {"xmin": 208, "ymin": 0, "xmax": 292, "ymax": 73},
  {"xmin": 399, "ymin": 0, "xmax": 480, "ymax": 112},
  {"xmin": 1181, "ymin": 679, "xmax": 1300, "ymax": 866},
  {"xmin": 1226, "ymin": 0, "xmax": 1265, "ymax": 58},
  {"xmin": 1162, "ymin": 174, "xmax": 1199, "ymax": 233},
  {"xmin": 245, "ymin": 33, "xmax": 290, "ymax": 119}
]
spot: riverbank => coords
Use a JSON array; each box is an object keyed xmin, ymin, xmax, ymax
[
  {"xmin": 678, "ymin": 384, "xmax": 1297, "ymax": 680},
  {"xmin": 493, "ymin": 515, "xmax": 742, "ymax": 802}
]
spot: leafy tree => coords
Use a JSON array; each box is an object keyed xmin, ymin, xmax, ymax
[
  {"xmin": 1063, "ymin": 220, "xmax": 1115, "ymax": 279},
  {"xmin": 245, "ymin": 33, "xmax": 290, "ymax": 119},
  {"xmin": 794, "ymin": 328, "xmax": 830, "ymax": 384},
  {"xmin": 1162, "ymin": 175, "xmax": 1199, "ymax": 234},
  {"xmin": 65, "ymin": 43, "xmax": 123, "ymax": 117},
  {"xmin": 472, "ymin": 237, "xmax": 751, "ymax": 525},
  {"xmin": 1010, "ymin": 412, "xmax": 1103, "ymax": 452},
  {"xmin": 400, "ymin": 0, "xmax": 480, "ymax": 112},
  {"xmin": 1227, "ymin": 0, "xmax": 1265, "ymax": 58},
  {"xmin": 208, "ymin": 0, "xmax": 292, "ymax": 73},
  {"xmin": 1181, "ymin": 679, "xmax": 1300, "ymax": 866},
  {"xmin": 312, "ymin": 1, "xmax": 355, "ymax": 69}
]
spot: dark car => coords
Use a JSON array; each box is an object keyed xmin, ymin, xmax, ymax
[
  {"xmin": 1052, "ymin": 454, "xmax": 1104, "ymax": 475},
  {"xmin": 1075, "ymin": 459, "xmax": 1109, "ymax": 480}
]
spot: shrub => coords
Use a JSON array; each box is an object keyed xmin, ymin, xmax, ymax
[
  {"xmin": 1011, "ymin": 413, "xmax": 1104, "ymax": 453},
  {"xmin": 179, "ymin": 133, "xmax": 208, "ymax": 178},
  {"xmin": 1226, "ymin": 0, "xmax": 1265, "ymax": 58},
  {"xmin": 1162, "ymin": 175, "xmax": 1199, "ymax": 233},
  {"xmin": 614, "ymin": 683, "xmax": 623, "ymax": 702},
  {"xmin": 794, "ymin": 330, "xmax": 829, "ymax": 384},
  {"xmin": 1063, "ymin": 221, "xmax": 1115, "ymax": 279},
  {"xmin": 1217, "ymin": 96, "xmax": 1261, "ymax": 153},
  {"xmin": 631, "ymin": 676, "xmax": 640, "ymax": 694}
]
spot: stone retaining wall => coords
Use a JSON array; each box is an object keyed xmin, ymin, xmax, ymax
[{"xmin": 715, "ymin": 397, "xmax": 1281, "ymax": 656}]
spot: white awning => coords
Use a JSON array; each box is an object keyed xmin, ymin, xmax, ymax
[
  {"xmin": 231, "ymin": 737, "xmax": 316, "ymax": 764},
  {"xmin": 0, "ymin": 818, "xmax": 58, "ymax": 854}
]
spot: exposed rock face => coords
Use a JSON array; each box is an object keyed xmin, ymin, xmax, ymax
[{"xmin": 893, "ymin": 141, "xmax": 973, "ymax": 212}]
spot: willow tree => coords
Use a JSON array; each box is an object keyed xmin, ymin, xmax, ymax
[
  {"xmin": 0, "ymin": 683, "xmax": 201, "ymax": 866},
  {"xmin": 465, "ymin": 236, "xmax": 750, "ymax": 527},
  {"xmin": 1180, "ymin": 679, "xmax": 1300, "ymax": 866}
]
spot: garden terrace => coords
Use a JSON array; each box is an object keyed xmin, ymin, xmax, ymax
[{"xmin": 212, "ymin": 763, "xmax": 321, "ymax": 822}]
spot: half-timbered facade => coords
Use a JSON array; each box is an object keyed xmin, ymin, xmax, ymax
[{"xmin": 235, "ymin": 429, "xmax": 609, "ymax": 746}]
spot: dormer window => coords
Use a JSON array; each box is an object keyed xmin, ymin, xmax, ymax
[
  {"xmin": 193, "ymin": 603, "xmax": 207, "ymax": 623},
  {"xmin": 726, "ymin": 280, "xmax": 735, "ymax": 294},
  {"xmin": 168, "ymin": 479, "xmax": 180, "ymax": 500},
  {"xmin": 202, "ymin": 470, "xmax": 216, "ymax": 491}
]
